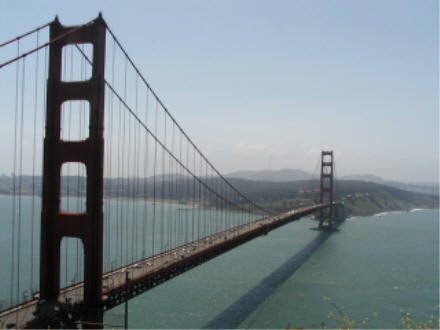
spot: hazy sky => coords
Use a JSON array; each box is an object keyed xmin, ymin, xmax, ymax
[{"xmin": 1, "ymin": 0, "xmax": 438, "ymax": 183}]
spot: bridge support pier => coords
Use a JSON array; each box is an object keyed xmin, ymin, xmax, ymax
[
  {"xmin": 36, "ymin": 15, "xmax": 106, "ymax": 328},
  {"xmin": 319, "ymin": 151, "xmax": 334, "ymax": 229}
]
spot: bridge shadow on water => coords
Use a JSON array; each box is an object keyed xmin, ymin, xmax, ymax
[{"xmin": 203, "ymin": 221, "xmax": 344, "ymax": 329}]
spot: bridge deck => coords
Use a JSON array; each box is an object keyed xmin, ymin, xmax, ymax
[{"xmin": 0, "ymin": 204, "xmax": 325, "ymax": 328}]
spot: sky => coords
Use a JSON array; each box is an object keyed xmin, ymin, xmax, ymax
[{"xmin": 0, "ymin": 0, "xmax": 438, "ymax": 183}]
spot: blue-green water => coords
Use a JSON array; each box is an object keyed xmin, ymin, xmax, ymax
[
  {"xmin": 0, "ymin": 194, "xmax": 258, "ymax": 309},
  {"xmin": 0, "ymin": 194, "xmax": 438, "ymax": 328},
  {"xmin": 103, "ymin": 209, "xmax": 439, "ymax": 329}
]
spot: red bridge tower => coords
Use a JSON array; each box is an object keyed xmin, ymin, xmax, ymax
[
  {"xmin": 319, "ymin": 150, "xmax": 334, "ymax": 228},
  {"xmin": 38, "ymin": 15, "xmax": 106, "ymax": 326}
]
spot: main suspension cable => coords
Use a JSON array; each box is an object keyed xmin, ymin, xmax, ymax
[
  {"xmin": 0, "ymin": 21, "xmax": 93, "ymax": 70},
  {"xmin": 104, "ymin": 24, "xmax": 271, "ymax": 216},
  {"xmin": 73, "ymin": 44, "xmax": 268, "ymax": 217}
]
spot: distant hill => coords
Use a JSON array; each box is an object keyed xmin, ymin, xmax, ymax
[
  {"xmin": 226, "ymin": 178, "xmax": 439, "ymax": 217},
  {"xmin": 226, "ymin": 168, "xmax": 311, "ymax": 182},
  {"xmin": 341, "ymin": 174, "xmax": 439, "ymax": 196},
  {"xmin": 225, "ymin": 169, "xmax": 439, "ymax": 196}
]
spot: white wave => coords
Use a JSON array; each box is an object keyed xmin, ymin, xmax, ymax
[
  {"xmin": 373, "ymin": 210, "xmax": 403, "ymax": 217},
  {"xmin": 410, "ymin": 208, "xmax": 425, "ymax": 212}
]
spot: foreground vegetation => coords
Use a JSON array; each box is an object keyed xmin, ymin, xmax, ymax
[
  {"xmin": 317, "ymin": 297, "xmax": 440, "ymax": 329},
  {"xmin": 286, "ymin": 297, "xmax": 440, "ymax": 329}
]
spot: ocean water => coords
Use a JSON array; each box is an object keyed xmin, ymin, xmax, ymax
[
  {"xmin": 0, "ymin": 194, "xmax": 438, "ymax": 328},
  {"xmin": 103, "ymin": 209, "xmax": 439, "ymax": 329},
  {"xmin": 0, "ymin": 195, "xmax": 259, "ymax": 309}
]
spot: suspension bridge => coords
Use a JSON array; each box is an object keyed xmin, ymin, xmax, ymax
[{"xmin": 0, "ymin": 15, "xmax": 344, "ymax": 328}]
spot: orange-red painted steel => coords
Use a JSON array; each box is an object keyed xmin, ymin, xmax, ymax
[
  {"xmin": 39, "ymin": 15, "xmax": 106, "ymax": 326},
  {"xmin": 319, "ymin": 151, "xmax": 334, "ymax": 228}
]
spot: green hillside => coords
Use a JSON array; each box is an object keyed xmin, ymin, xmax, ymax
[{"xmin": 227, "ymin": 178, "xmax": 439, "ymax": 217}]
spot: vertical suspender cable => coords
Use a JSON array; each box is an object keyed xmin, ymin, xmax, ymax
[
  {"xmin": 161, "ymin": 113, "xmax": 166, "ymax": 252},
  {"xmin": 117, "ymin": 95, "xmax": 122, "ymax": 267},
  {"xmin": 179, "ymin": 131, "xmax": 183, "ymax": 247},
  {"xmin": 152, "ymin": 101, "xmax": 158, "ymax": 260},
  {"xmin": 198, "ymin": 154, "xmax": 202, "ymax": 240},
  {"xmin": 143, "ymin": 88, "xmax": 149, "ymax": 259},
  {"xmin": 185, "ymin": 139, "xmax": 189, "ymax": 245},
  {"xmin": 17, "ymin": 55, "xmax": 26, "ymax": 304},
  {"xmin": 108, "ymin": 40, "xmax": 115, "ymax": 271},
  {"xmin": 192, "ymin": 148, "xmax": 196, "ymax": 242},
  {"xmin": 123, "ymin": 57, "xmax": 129, "ymax": 265},
  {"xmin": 10, "ymin": 40, "xmax": 20, "ymax": 308},
  {"xmin": 167, "ymin": 122, "xmax": 171, "ymax": 250},
  {"xmin": 128, "ymin": 68, "xmax": 134, "ymax": 263},
  {"xmin": 112, "ymin": 42, "xmax": 120, "ymax": 269},
  {"xmin": 134, "ymin": 73, "xmax": 140, "ymax": 262},
  {"xmin": 30, "ymin": 31, "xmax": 39, "ymax": 295},
  {"xmin": 171, "ymin": 121, "xmax": 176, "ymax": 249}
]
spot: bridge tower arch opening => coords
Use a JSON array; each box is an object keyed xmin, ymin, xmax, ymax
[
  {"xmin": 319, "ymin": 150, "xmax": 334, "ymax": 228},
  {"xmin": 38, "ymin": 15, "xmax": 106, "ymax": 326}
]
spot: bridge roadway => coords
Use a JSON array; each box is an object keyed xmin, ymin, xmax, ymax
[{"xmin": 0, "ymin": 203, "xmax": 326, "ymax": 328}]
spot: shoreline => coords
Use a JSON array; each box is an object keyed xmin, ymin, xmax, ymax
[
  {"xmin": 362, "ymin": 208, "xmax": 435, "ymax": 219},
  {"xmin": 0, "ymin": 194, "xmax": 437, "ymax": 216},
  {"xmin": 0, "ymin": 194, "xmax": 231, "ymax": 212},
  {"xmin": 346, "ymin": 208, "xmax": 437, "ymax": 220}
]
